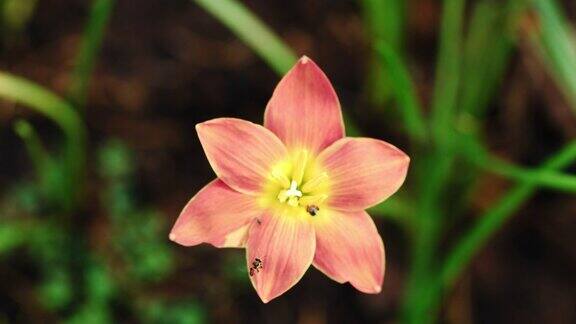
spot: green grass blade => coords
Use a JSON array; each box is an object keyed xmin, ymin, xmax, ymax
[
  {"xmin": 441, "ymin": 140, "xmax": 576, "ymax": 288},
  {"xmin": 463, "ymin": 138, "xmax": 576, "ymax": 193},
  {"xmin": 68, "ymin": 0, "xmax": 115, "ymax": 110},
  {"xmin": 192, "ymin": 0, "xmax": 297, "ymax": 75},
  {"xmin": 412, "ymin": 140, "xmax": 576, "ymax": 322},
  {"xmin": 460, "ymin": 0, "xmax": 516, "ymax": 119},
  {"xmin": 191, "ymin": 0, "xmax": 361, "ymax": 136},
  {"xmin": 430, "ymin": 0, "xmax": 466, "ymax": 146},
  {"xmin": 13, "ymin": 120, "xmax": 51, "ymax": 173},
  {"xmin": 368, "ymin": 194, "xmax": 415, "ymax": 228},
  {"xmin": 530, "ymin": 0, "xmax": 576, "ymax": 112},
  {"xmin": 375, "ymin": 41, "xmax": 427, "ymax": 142},
  {"xmin": 360, "ymin": 0, "xmax": 404, "ymax": 49},
  {"xmin": 0, "ymin": 71, "xmax": 86, "ymax": 209},
  {"xmin": 360, "ymin": 0, "xmax": 405, "ymax": 106},
  {"xmin": 401, "ymin": 1, "xmax": 465, "ymax": 322},
  {"xmin": 13, "ymin": 120, "xmax": 60, "ymax": 198}
]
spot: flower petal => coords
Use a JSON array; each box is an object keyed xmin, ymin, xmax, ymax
[
  {"xmin": 313, "ymin": 209, "xmax": 384, "ymax": 293},
  {"xmin": 169, "ymin": 179, "xmax": 262, "ymax": 248},
  {"xmin": 264, "ymin": 56, "xmax": 345, "ymax": 154},
  {"xmin": 318, "ymin": 137, "xmax": 409, "ymax": 211},
  {"xmin": 196, "ymin": 118, "xmax": 288, "ymax": 195},
  {"xmin": 246, "ymin": 209, "xmax": 315, "ymax": 303}
]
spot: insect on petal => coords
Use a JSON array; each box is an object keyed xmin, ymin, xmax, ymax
[{"xmin": 246, "ymin": 209, "xmax": 315, "ymax": 303}]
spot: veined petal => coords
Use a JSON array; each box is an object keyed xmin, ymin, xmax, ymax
[
  {"xmin": 264, "ymin": 56, "xmax": 345, "ymax": 154},
  {"xmin": 196, "ymin": 118, "xmax": 288, "ymax": 195},
  {"xmin": 313, "ymin": 210, "xmax": 384, "ymax": 293},
  {"xmin": 169, "ymin": 180, "xmax": 262, "ymax": 248},
  {"xmin": 246, "ymin": 209, "xmax": 315, "ymax": 303},
  {"xmin": 318, "ymin": 137, "xmax": 409, "ymax": 211}
]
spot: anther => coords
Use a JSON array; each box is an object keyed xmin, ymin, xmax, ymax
[{"xmin": 271, "ymin": 169, "xmax": 291, "ymax": 188}]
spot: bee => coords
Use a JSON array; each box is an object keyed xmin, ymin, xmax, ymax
[
  {"xmin": 249, "ymin": 258, "xmax": 263, "ymax": 276},
  {"xmin": 306, "ymin": 205, "xmax": 320, "ymax": 216}
]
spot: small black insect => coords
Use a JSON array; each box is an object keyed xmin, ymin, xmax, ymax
[
  {"xmin": 249, "ymin": 258, "xmax": 263, "ymax": 276},
  {"xmin": 306, "ymin": 205, "xmax": 320, "ymax": 216}
]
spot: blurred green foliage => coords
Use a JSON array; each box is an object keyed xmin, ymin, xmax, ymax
[
  {"xmin": 1, "ymin": 0, "xmax": 38, "ymax": 45},
  {"xmin": 98, "ymin": 140, "xmax": 174, "ymax": 282}
]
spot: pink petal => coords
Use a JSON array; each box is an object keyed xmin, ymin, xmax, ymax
[
  {"xmin": 313, "ymin": 209, "xmax": 384, "ymax": 293},
  {"xmin": 264, "ymin": 56, "xmax": 345, "ymax": 154},
  {"xmin": 196, "ymin": 118, "xmax": 288, "ymax": 195},
  {"xmin": 246, "ymin": 210, "xmax": 315, "ymax": 303},
  {"xmin": 318, "ymin": 137, "xmax": 409, "ymax": 211},
  {"xmin": 169, "ymin": 179, "xmax": 262, "ymax": 248}
]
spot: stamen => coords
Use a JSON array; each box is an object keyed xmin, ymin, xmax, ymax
[
  {"xmin": 301, "ymin": 172, "xmax": 328, "ymax": 193},
  {"xmin": 277, "ymin": 190, "xmax": 289, "ymax": 203},
  {"xmin": 271, "ymin": 169, "xmax": 291, "ymax": 188},
  {"xmin": 299, "ymin": 194, "xmax": 328, "ymax": 206},
  {"xmin": 287, "ymin": 196, "xmax": 299, "ymax": 207},
  {"xmin": 292, "ymin": 150, "xmax": 309, "ymax": 185}
]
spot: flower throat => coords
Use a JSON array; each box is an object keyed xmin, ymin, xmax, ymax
[{"xmin": 270, "ymin": 150, "xmax": 328, "ymax": 210}]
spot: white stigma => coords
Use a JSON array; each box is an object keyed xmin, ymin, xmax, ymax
[
  {"xmin": 277, "ymin": 180, "xmax": 303, "ymax": 207},
  {"xmin": 285, "ymin": 180, "xmax": 302, "ymax": 198}
]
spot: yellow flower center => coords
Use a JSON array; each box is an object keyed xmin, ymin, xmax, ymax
[{"xmin": 263, "ymin": 150, "xmax": 330, "ymax": 215}]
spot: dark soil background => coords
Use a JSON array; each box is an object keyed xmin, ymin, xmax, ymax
[{"xmin": 1, "ymin": 0, "xmax": 575, "ymax": 323}]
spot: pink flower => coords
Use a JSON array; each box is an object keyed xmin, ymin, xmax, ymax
[{"xmin": 169, "ymin": 56, "xmax": 410, "ymax": 303}]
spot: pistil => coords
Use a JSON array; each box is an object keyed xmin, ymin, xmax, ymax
[
  {"xmin": 277, "ymin": 180, "xmax": 303, "ymax": 206},
  {"xmin": 271, "ymin": 150, "xmax": 329, "ymax": 211}
]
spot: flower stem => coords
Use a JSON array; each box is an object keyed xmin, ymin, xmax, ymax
[{"xmin": 401, "ymin": 0, "xmax": 465, "ymax": 322}]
